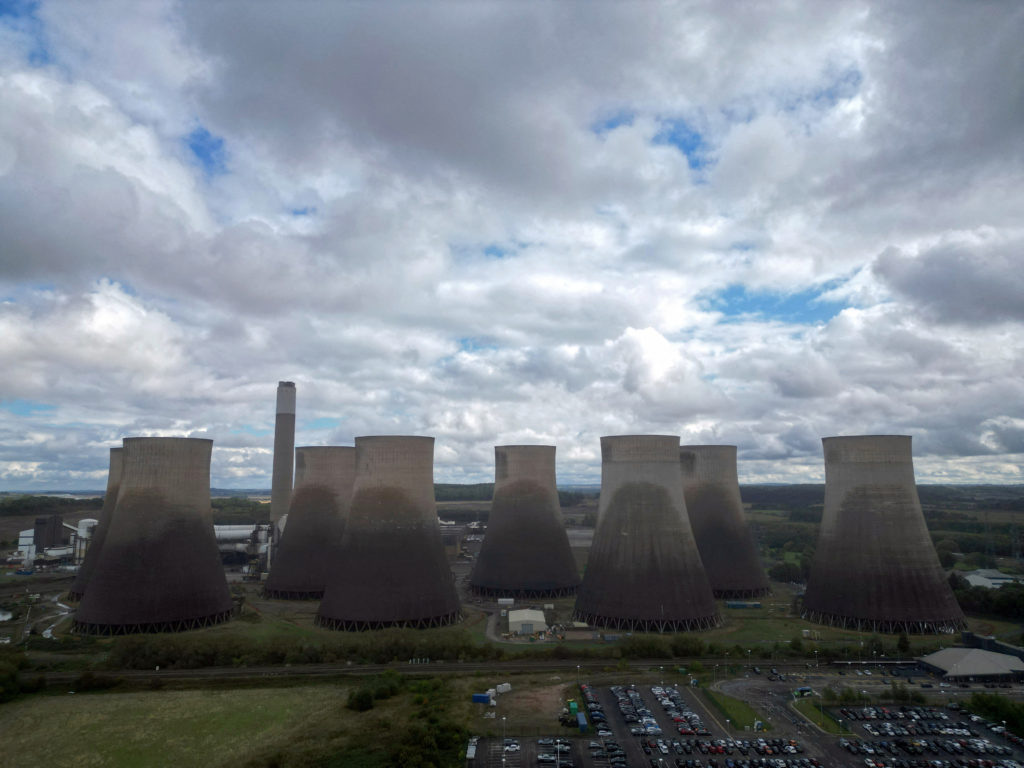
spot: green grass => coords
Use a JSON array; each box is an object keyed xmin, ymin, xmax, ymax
[
  {"xmin": 792, "ymin": 697, "xmax": 847, "ymax": 734},
  {"xmin": 0, "ymin": 685, "xmax": 373, "ymax": 767},
  {"xmin": 703, "ymin": 689, "xmax": 764, "ymax": 732}
]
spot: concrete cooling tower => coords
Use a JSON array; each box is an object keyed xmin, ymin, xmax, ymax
[
  {"xmin": 68, "ymin": 447, "xmax": 122, "ymax": 601},
  {"xmin": 679, "ymin": 445, "xmax": 769, "ymax": 598},
  {"xmin": 469, "ymin": 445, "xmax": 580, "ymax": 598},
  {"xmin": 74, "ymin": 437, "xmax": 232, "ymax": 635},
  {"xmin": 574, "ymin": 435, "xmax": 720, "ymax": 632},
  {"xmin": 264, "ymin": 446, "xmax": 355, "ymax": 599},
  {"xmin": 270, "ymin": 381, "xmax": 296, "ymax": 527},
  {"xmin": 316, "ymin": 436, "xmax": 460, "ymax": 630},
  {"xmin": 803, "ymin": 435, "xmax": 965, "ymax": 634}
]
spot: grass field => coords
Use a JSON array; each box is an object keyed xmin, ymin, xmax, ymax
[
  {"xmin": 0, "ymin": 671, "xmax": 588, "ymax": 767},
  {"xmin": 0, "ymin": 685, "xmax": 369, "ymax": 767},
  {"xmin": 792, "ymin": 696, "xmax": 846, "ymax": 734},
  {"xmin": 703, "ymin": 689, "xmax": 764, "ymax": 732}
]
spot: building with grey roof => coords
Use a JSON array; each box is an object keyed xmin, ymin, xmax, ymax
[{"xmin": 918, "ymin": 647, "xmax": 1024, "ymax": 682}]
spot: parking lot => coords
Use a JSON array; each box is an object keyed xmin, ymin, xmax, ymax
[
  {"xmin": 475, "ymin": 680, "xmax": 838, "ymax": 767},
  {"xmin": 473, "ymin": 673, "xmax": 1024, "ymax": 768}
]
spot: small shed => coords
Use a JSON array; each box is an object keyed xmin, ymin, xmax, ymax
[{"xmin": 508, "ymin": 608, "xmax": 547, "ymax": 635}]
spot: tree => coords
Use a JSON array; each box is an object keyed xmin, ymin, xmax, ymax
[
  {"xmin": 897, "ymin": 633, "xmax": 910, "ymax": 655},
  {"xmin": 346, "ymin": 687, "xmax": 374, "ymax": 711}
]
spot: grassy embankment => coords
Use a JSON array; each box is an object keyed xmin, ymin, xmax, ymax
[
  {"xmin": 792, "ymin": 696, "xmax": 846, "ymax": 734},
  {"xmin": 702, "ymin": 688, "xmax": 765, "ymax": 732}
]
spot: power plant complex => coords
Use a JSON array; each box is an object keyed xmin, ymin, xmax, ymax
[
  {"xmin": 802, "ymin": 435, "xmax": 966, "ymax": 634},
  {"xmin": 45, "ymin": 381, "xmax": 970, "ymax": 639},
  {"xmin": 469, "ymin": 445, "xmax": 580, "ymax": 598}
]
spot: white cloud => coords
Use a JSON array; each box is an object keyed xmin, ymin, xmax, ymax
[{"xmin": 0, "ymin": 1, "xmax": 1022, "ymax": 488}]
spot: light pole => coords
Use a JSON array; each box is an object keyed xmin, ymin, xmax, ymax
[
  {"xmin": 839, "ymin": 718, "xmax": 843, "ymax": 736},
  {"xmin": 502, "ymin": 716, "xmax": 507, "ymax": 768},
  {"xmin": 714, "ymin": 664, "xmax": 719, "ymax": 685},
  {"xmin": 814, "ymin": 649, "xmax": 818, "ymax": 668},
  {"xmin": 576, "ymin": 665, "xmax": 580, "ymax": 687}
]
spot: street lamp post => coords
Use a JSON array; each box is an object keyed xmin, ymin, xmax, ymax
[{"xmin": 576, "ymin": 665, "xmax": 580, "ymax": 687}]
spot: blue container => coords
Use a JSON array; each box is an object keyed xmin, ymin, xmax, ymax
[{"xmin": 471, "ymin": 693, "xmax": 490, "ymax": 704}]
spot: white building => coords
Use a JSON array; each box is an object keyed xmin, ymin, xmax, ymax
[
  {"xmin": 508, "ymin": 608, "xmax": 547, "ymax": 635},
  {"xmin": 964, "ymin": 569, "xmax": 1022, "ymax": 589}
]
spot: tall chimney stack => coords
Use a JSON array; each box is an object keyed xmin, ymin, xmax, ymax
[{"xmin": 270, "ymin": 381, "xmax": 297, "ymax": 528}]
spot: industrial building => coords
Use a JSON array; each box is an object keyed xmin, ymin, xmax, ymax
[
  {"xmin": 68, "ymin": 447, "xmax": 122, "ymax": 601},
  {"xmin": 803, "ymin": 435, "xmax": 965, "ymax": 634},
  {"xmin": 264, "ymin": 446, "xmax": 355, "ymax": 599},
  {"xmin": 679, "ymin": 444, "xmax": 768, "ymax": 598},
  {"xmin": 918, "ymin": 647, "xmax": 1024, "ymax": 682},
  {"xmin": 469, "ymin": 445, "xmax": 580, "ymax": 598},
  {"xmin": 73, "ymin": 437, "xmax": 233, "ymax": 635},
  {"xmin": 508, "ymin": 608, "xmax": 548, "ymax": 635},
  {"xmin": 963, "ymin": 569, "xmax": 1023, "ymax": 589},
  {"xmin": 316, "ymin": 436, "xmax": 461, "ymax": 631},
  {"xmin": 573, "ymin": 435, "xmax": 720, "ymax": 632}
]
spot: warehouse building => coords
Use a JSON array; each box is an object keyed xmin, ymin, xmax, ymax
[
  {"xmin": 508, "ymin": 608, "xmax": 547, "ymax": 635},
  {"xmin": 918, "ymin": 647, "xmax": 1024, "ymax": 683}
]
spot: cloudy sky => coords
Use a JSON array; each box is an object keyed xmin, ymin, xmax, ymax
[{"xmin": 1, "ymin": 1, "xmax": 1023, "ymax": 490}]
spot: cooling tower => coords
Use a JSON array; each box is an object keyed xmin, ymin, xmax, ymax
[
  {"xmin": 469, "ymin": 445, "xmax": 580, "ymax": 598},
  {"xmin": 270, "ymin": 381, "xmax": 296, "ymax": 527},
  {"xmin": 316, "ymin": 436, "xmax": 460, "ymax": 630},
  {"xmin": 803, "ymin": 435, "xmax": 965, "ymax": 634},
  {"xmin": 679, "ymin": 445, "xmax": 769, "ymax": 598},
  {"xmin": 74, "ymin": 437, "xmax": 232, "ymax": 635},
  {"xmin": 264, "ymin": 446, "xmax": 355, "ymax": 599},
  {"xmin": 573, "ymin": 435, "xmax": 720, "ymax": 632},
  {"xmin": 68, "ymin": 447, "xmax": 122, "ymax": 601}
]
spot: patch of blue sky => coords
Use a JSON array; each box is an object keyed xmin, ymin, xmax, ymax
[
  {"xmin": 590, "ymin": 109, "xmax": 636, "ymax": 136},
  {"xmin": 1, "ymin": 398, "xmax": 56, "ymax": 416},
  {"xmin": 449, "ymin": 241, "xmax": 526, "ymax": 262},
  {"xmin": 291, "ymin": 206, "xmax": 316, "ymax": 217},
  {"xmin": 782, "ymin": 67, "xmax": 863, "ymax": 114},
  {"xmin": 457, "ymin": 336, "xmax": 498, "ymax": 353},
  {"xmin": 653, "ymin": 117, "xmax": 709, "ymax": 171},
  {"xmin": 706, "ymin": 281, "xmax": 847, "ymax": 325},
  {"xmin": 230, "ymin": 424, "xmax": 272, "ymax": 437},
  {"xmin": 185, "ymin": 125, "xmax": 228, "ymax": 177},
  {"xmin": 483, "ymin": 244, "xmax": 510, "ymax": 259},
  {"xmin": 302, "ymin": 417, "xmax": 340, "ymax": 431},
  {"xmin": 727, "ymin": 241, "xmax": 759, "ymax": 252},
  {"xmin": 0, "ymin": 0, "xmax": 50, "ymax": 65}
]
